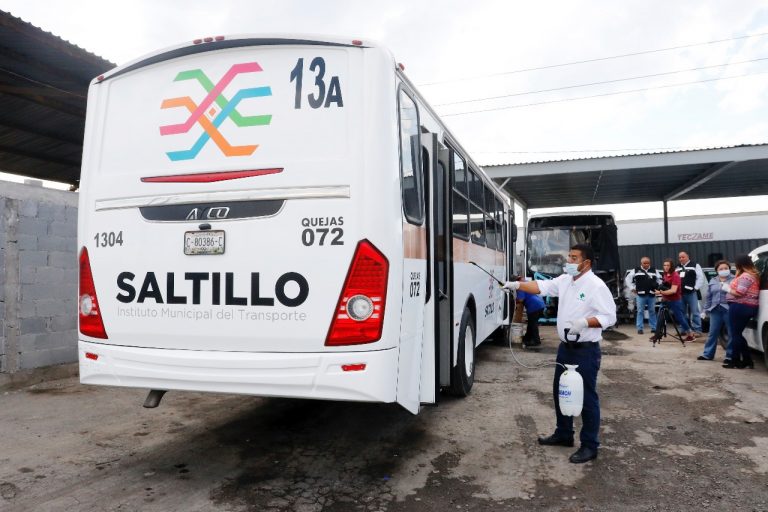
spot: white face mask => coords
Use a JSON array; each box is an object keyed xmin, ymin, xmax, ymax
[
  {"xmin": 563, "ymin": 263, "xmax": 581, "ymax": 277},
  {"xmin": 718, "ymin": 270, "xmax": 730, "ymax": 278}
]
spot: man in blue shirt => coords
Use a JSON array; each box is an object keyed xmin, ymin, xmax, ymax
[{"xmin": 516, "ymin": 286, "xmax": 546, "ymax": 348}]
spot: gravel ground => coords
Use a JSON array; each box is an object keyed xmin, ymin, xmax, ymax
[{"xmin": 1, "ymin": 325, "xmax": 767, "ymax": 511}]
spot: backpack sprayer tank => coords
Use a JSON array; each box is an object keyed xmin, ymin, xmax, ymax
[{"xmin": 558, "ymin": 364, "xmax": 584, "ymax": 416}]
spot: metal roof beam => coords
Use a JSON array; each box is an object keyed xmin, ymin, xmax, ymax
[
  {"xmin": 0, "ymin": 143, "xmax": 80, "ymax": 167},
  {"xmin": 663, "ymin": 160, "xmax": 739, "ymax": 201},
  {"xmin": 0, "ymin": 119, "xmax": 82, "ymax": 146}
]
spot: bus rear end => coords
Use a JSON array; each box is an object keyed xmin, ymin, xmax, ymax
[{"xmin": 78, "ymin": 37, "xmax": 408, "ymax": 407}]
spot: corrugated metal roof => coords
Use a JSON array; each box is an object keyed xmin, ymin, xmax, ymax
[
  {"xmin": 0, "ymin": 10, "xmax": 115, "ymax": 185},
  {"xmin": 483, "ymin": 143, "xmax": 768, "ymax": 167},
  {"xmin": 485, "ymin": 144, "xmax": 768, "ymax": 209}
]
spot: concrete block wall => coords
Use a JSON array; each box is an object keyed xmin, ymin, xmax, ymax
[{"xmin": 1, "ymin": 180, "xmax": 79, "ymax": 373}]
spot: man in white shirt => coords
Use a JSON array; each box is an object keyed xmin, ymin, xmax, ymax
[{"xmin": 505, "ymin": 244, "xmax": 616, "ymax": 463}]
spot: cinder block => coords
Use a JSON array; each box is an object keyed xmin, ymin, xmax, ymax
[
  {"xmin": 36, "ymin": 298, "xmax": 76, "ymax": 317},
  {"xmin": 19, "ymin": 251, "xmax": 48, "ymax": 268},
  {"xmin": 38, "ymin": 202, "xmax": 66, "ymax": 221},
  {"xmin": 48, "ymin": 251, "xmax": 76, "ymax": 269},
  {"xmin": 19, "ymin": 265, "xmax": 36, "ymax": 285},
  {"xmin": 17, "ymin": 233, "xmax": 38, "ymax": 251},
  {"xmin": 20, "ymin": 329, "xmax": 75, "ymax": 352},
  {"xmin": 35, "ymin": 266, "xmax": 75, "ymax": 286},
  {"xmin": 38, "ymin": 235, "xmax": 75, "ymax": 253},
  {"xmin": 19, "ymin": 301, "xmax": 37, "ymax": 318},
  {"xmin": 48, "ymin": 220, "xmax": 77, "ymax": 238},
  {"xmin": 19, "ymin": 200, "xmax": 37, "ymax": 218},
  {"xmin": 21, "ymin": 317, "xmax": 47, "ymax": 335},
  {"xmin": 18, "ymin": 217, "xmax": 50, "ymax": 237},
  {"xmin": 50, "ymin": 315, "xmax": 77, "ymax": 331},
  {"xmin": 21, "ymin": 283, "xmax": 54, "ymax": 302},
  {"xmin": 65, "ymin": 205, "xmax": 78, "ymax": 221},
  {"xmin": 19, "ymin": 345, "xmax": 78, "ymax": 369}
]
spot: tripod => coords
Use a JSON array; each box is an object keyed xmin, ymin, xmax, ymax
[{"xmin": 650, "ymin": 301, "xmax": 686, "ymax": 347}]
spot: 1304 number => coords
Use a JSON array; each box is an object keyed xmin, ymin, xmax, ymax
[{"xmin": 94, "ymin": 231, "xmax": 123, "ymax": 248}]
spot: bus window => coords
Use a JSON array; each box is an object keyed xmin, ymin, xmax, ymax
[
  {"xmin": 452, "ymin": 151, "xmax": 469, "ymax": 239},
  {"xmin": 468, "ymin": 169, "xmax": 485, "ymax": 246},
  {"xmin": 399, "ymin": 89, "xmax": 423, "ymax": 225},
  {"xmin": 495, "ymin": 197, "xmax": 504, "ymax": 250},
  {"xmin": 484, "ymin": 185, "xmax": 496, "ymax": 250}
]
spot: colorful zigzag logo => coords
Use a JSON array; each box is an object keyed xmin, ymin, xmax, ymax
[{"xmin": 159, "ymin": 62, "xmax": 272, "ymax": 161}]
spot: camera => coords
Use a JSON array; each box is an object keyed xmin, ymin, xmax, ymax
[{"xmin": 655, "ymin": 282, "xmax": 672, "ymax": 292}]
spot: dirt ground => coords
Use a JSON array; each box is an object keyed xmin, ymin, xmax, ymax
[{"xmin": 1, "ymin": 325, "xmax": 768, "ymax": 512}]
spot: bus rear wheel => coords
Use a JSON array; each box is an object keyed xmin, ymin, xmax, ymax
[{"xmin": 449, "ymin": 308, "xmax": 475, "ymax": 396}]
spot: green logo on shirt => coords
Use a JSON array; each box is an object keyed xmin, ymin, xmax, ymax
[{"xmin": 578, "ymin": 292, "xmax": 586, "ymax": 301}]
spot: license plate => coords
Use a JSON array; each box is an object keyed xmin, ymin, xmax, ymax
[{"xmin": 184, "ymin": 230, "xmax": 225, "ymax": 255}]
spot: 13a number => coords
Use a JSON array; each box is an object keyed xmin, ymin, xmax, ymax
[
  {"xmin": 290, "ymin": 57, "xmax": 344, "ymax": 109},
  {"xmin": 93, "ymin": 231, "xmax": 124, "ymax": 248}
]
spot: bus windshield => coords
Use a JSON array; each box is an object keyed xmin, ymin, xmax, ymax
[{"xmin": 527, "ymin": 228, "xmax": 573, "ymax": 276}]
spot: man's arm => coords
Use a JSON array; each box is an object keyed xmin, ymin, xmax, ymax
[{"xmin": 516, "ymin": 280, "xmax": 541, "ymax": 295}]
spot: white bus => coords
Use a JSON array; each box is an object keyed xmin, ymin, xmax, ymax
[{"xmin": 77, "ymin": 35, "xmax": 513, "ymax": 414}]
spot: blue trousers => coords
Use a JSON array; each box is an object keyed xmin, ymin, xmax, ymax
[
  {"xmin": 681, "ymin": 292, "xmax": 702, "ymax": 332},
  {"xmin": 635, "ymin": 294, "xmax": 657, "ymax": 330},
  {"xmin": 701, "ymin": 306, "xmax": 731, "ymax": 359},
  {"xmin": 553, "ymin": 342, "xmax": 601, "ymax": 449},
  {"xmin": 728, "ymin": 302, "xmax": 758, "ymax": 364}
]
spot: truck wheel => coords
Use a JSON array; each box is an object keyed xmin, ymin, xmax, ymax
[{"xmin": 450, "ymin": 308, "xmax": 475, "ymax": 396}]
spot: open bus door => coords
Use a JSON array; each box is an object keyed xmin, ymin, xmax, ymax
[
  {"xmin": 395, "ymin": 133, "xmax": 433, "ymax": 413},
  {"xmin": 417, "ymin": 134, "xmax": 452, "ymax": 405}
]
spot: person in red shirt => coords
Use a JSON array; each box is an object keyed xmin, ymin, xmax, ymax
[{"xmin": 652, "ymin": 258, "xmax": 695, "ymax": 342}]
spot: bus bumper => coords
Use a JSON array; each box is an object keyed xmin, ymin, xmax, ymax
[{"xmin": 79, "ymin": 340, "xmax": 398, "ymax": 404}]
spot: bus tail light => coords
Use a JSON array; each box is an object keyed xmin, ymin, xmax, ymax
[
  {"xmin": 325, "ymin": 240, "xmax": 388, "ymax": 346},
  {"xmin": 79, "ymin": 247, "xmax": 108, "ymax": 339}
]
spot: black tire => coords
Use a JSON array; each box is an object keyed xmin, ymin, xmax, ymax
[
  {"xmin": 762, "ymin": 325, "xmax": 768, "ymax": 371},
  {"xmin": 450, "ymin": 308, "xmax": 476, "ymax": 396}
]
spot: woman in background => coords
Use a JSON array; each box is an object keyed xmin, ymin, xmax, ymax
[
  {"xmin": 653, "ymin": 258, "xmax": 694, "ymax": 343},
  {"xmin": 723, "ymin": 254, "xmax": 760, "ymax": 369},
  {"xmin": 697, "ymin": 260, "xmax": 733, "ymax": 361}
]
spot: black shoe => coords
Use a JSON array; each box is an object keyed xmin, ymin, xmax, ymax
[
  {"xmin": 569, "ymin": 445, "xmax": 598, "ymax": 464},
  {"xmin": 736, "ymin": 359, "xmax": 754, "ymax": 369},
  {"xmin": 697, "ymin": 355, "xmax": 713, "ymax": 361},
  {"xmin": 637, "ymin": 329, "xmax": 643, "ymax": 334},
  {"xmin": 523, "ymin": 342, "xmax": 542, "ymax": 351},
  {"xmin": 537, "ymin": 434, "xmax": 574, "ymax": 447},
  {"xmin": 722, "ymin": 362, "xmax": 737, "ymax": 369},
  {"xmin": 722, "ymin": 358, "xmax": 732, "ymax": 366}
]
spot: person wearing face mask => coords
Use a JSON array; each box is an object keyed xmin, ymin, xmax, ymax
[
  {"xmin": 503, "ymin": 244, "xmax": 616, "ymax": 464},
  {"xmin": 624, "ymin": 257, "xmax": 661, "ymax": 334},
  {"xmin": 653, "ymin": 258, "xmax": 695, "ymax": 342},
  {"xmin": 697, "ymin": 260, "xmax": 734, "ymax": 361},
  {"xmin": 675, "ymin": 251, "xmax": 706, "ymax": 337}
]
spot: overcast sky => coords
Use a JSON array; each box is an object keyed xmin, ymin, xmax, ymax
[{"xmin": 2, "ymin": 0, "xmax": 768, "ymax": 221}]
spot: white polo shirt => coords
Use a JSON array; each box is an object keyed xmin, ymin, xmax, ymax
[{"xmin": 536, "ymin": 270, "xmax": 617, "ymax": 342}]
